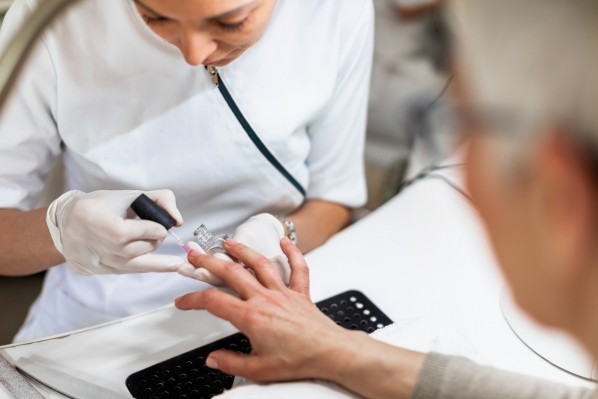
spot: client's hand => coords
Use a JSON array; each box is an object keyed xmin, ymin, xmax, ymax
[
  {"xmin": 175, "ymin": 238, "xmax": 358, "ymax": 382},
  {"xmin": 178, "ymin": 213, "xmax": 290, "ymax": 287}
]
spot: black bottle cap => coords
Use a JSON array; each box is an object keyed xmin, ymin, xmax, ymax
[{"xmin": 130, "ymin": 194, "xmax": 176, "ymax": 230}]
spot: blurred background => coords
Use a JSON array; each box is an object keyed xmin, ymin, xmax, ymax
[{"xmin": 0, "ymin": 0, "xmax": 457, "ymax": 344}]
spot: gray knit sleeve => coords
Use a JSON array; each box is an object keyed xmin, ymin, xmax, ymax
[{"xmin": 412, "ymin": 352, "xmax": 597, "ymax": 399}]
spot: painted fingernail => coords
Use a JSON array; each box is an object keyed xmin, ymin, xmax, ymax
[
  {"xmin": 206, "ymin": 356, "xmax": 219, "ymax": 369},
  {"xmin": 281, "ymin": 236, "xmax": 291, "ymax": 244}
]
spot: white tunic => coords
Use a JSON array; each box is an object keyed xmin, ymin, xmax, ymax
[{"xmin": 0, "ymin": 0, "xmax": 374, "ymax": 341}]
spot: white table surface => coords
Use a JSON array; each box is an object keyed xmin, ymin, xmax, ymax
[
  {"xmin": 2, "ymin": 173, "xmax": 595, "ymax": 397},
  {"xmin": 308, "ymin": 172, "xmax": 594, "ymax": 385}
]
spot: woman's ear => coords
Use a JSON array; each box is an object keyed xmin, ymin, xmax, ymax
[{"xmin": 531, "ymin": 130, "xmax": 598, "ymax": 281}]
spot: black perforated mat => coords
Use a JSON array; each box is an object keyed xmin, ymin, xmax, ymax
[{"xmin": 126, "ymin": 290, "xmax": 392, "ymax": 399}]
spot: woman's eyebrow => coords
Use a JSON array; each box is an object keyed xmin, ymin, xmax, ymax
[
  {"xmin": 133, "ymin": 0, "xmax": 259, "ymax": 20},
  {"xmin": 208, "ymin": 0, "xmax": 259, "ymax": 21}
]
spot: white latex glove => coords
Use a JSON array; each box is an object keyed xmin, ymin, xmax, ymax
[
  {"xmin": 46, "ymin": 189, "xmax": 190, "ymax": 275},
  {"xmin": 178, "ymin": 213, "xmax": 291, "ymax": 286}
]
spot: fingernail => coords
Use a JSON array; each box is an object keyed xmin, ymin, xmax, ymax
[
  {"xmin": 206, "ymin": 356, "xmax": 219, "ymax": 369},
  {"xmin": 188, "ymin": 252, "xmax": 205, "ymax": 262},
  {"xmin": 224, "ymin": 239, "xmax": 239, "ymax": 247},
  {"xmin": 280, "ymin": 236, "xmax": 291, "ymax": 244}
]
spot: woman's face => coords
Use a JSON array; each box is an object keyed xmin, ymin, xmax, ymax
[{"xmin": 133, "ymin": 0, "xmax": 276, "ymax": 67}]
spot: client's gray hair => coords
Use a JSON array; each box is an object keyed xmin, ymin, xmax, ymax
[{"xmin": 449, "ymin": 0, "xmax": 598, "ymax": 158}]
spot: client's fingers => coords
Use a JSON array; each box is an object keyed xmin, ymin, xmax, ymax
[
  {"xmin": 223, "ymin": 240, "xmax": 285, "ymax": 290},
  {"xmin": 177, "ymin": 263, "xmax": 225, "ymax": 286},
  {"xmin": 281, "ymin": 237, "xmax": 311, "ymax": 298},
  {"xmin": 175, "ymin": 289, "xmax": 245, "ymax": 323},
  {"xmin": 187, "ymin": 251, "xmax": 262, "ymax": 298},
  {"xmin": 186, "ymin": 241, "xmax": 207, "ymax": 258}
]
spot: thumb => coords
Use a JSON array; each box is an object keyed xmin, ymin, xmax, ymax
[
  {"xmin": 207, "ymin": 350, "xmax": 258, "ymax": 378},
  {"xmin": 145, "ymin": 189, "xmax": 183, "ymax": 226}
]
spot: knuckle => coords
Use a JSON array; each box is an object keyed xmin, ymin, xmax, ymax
[
  {"xmin": 244, "ymin": 311, "xmax": 259, "ymax": 324},
  {"xmin": 146, "ymin": 239, "xmax": 162, "ymax": 251},
  {"xmin": 150, "ymin": 226, "xmax": 168, "ymax": 240},
  {"xmin": 223, "ymin": 261, "xmax": 241, "ymax": 275},
  {"xmin": 201, "ymin": 289, "xmax": 219, "ymax": 306},
  {"xmin": 111, "ymin": 225, "xmax": 130, "ymax": 244},
  {"xmin": 255, "ymin": 258, "xmax": 272, "ymax": 270},
  {"xmin": 300, "ymin": 266, "xmax": 310, "ymax": 279},
  {"xmin": 156, "ymin": 189, "xmax": 175, "ymax": 202},
  {"xmin": 294, "ymin": 261, "xmax": 309, "ymax": 272}
]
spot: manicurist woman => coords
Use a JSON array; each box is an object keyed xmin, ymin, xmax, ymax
[{"xmin": 0, "ymin": 0, "xmax": 373, "ymax": 341}]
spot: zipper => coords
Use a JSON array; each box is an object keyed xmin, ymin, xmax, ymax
[
  {"xmin": 203, "ymin": 65, "xmax": 306, "ymax": 197},
  {"xmin": 206, "ymin": 65, "xmax": 219, "ymax": 87}
]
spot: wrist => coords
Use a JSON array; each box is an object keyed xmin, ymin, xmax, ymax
[
  {"xmin": 332, "ymin": 331, "xmax": 425, "ymax": 398},
  {"xmin": 46, "ymin": 190, "xmax": 81, "ymax": 254},
  {"xmin": 313, "ymin": 329, "xmax": 368, "ymax": 383}
]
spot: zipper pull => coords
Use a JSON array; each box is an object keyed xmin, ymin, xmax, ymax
[{"xmin": 206, "ymin": 65, "xmax": 219, "ymax": 87}]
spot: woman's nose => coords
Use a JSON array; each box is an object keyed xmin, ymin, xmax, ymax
[{"xmin": 178, "ymin": 30, "xmax": 217, "ymax": 66}]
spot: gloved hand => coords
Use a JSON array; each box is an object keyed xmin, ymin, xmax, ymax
[
  {"xmin": 46, "ymin": 189, "xmax": 190, "ymax": 275},
  {"xmin": 178, "ymin": 213, "xmax": 291, "ymax": 286}
]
